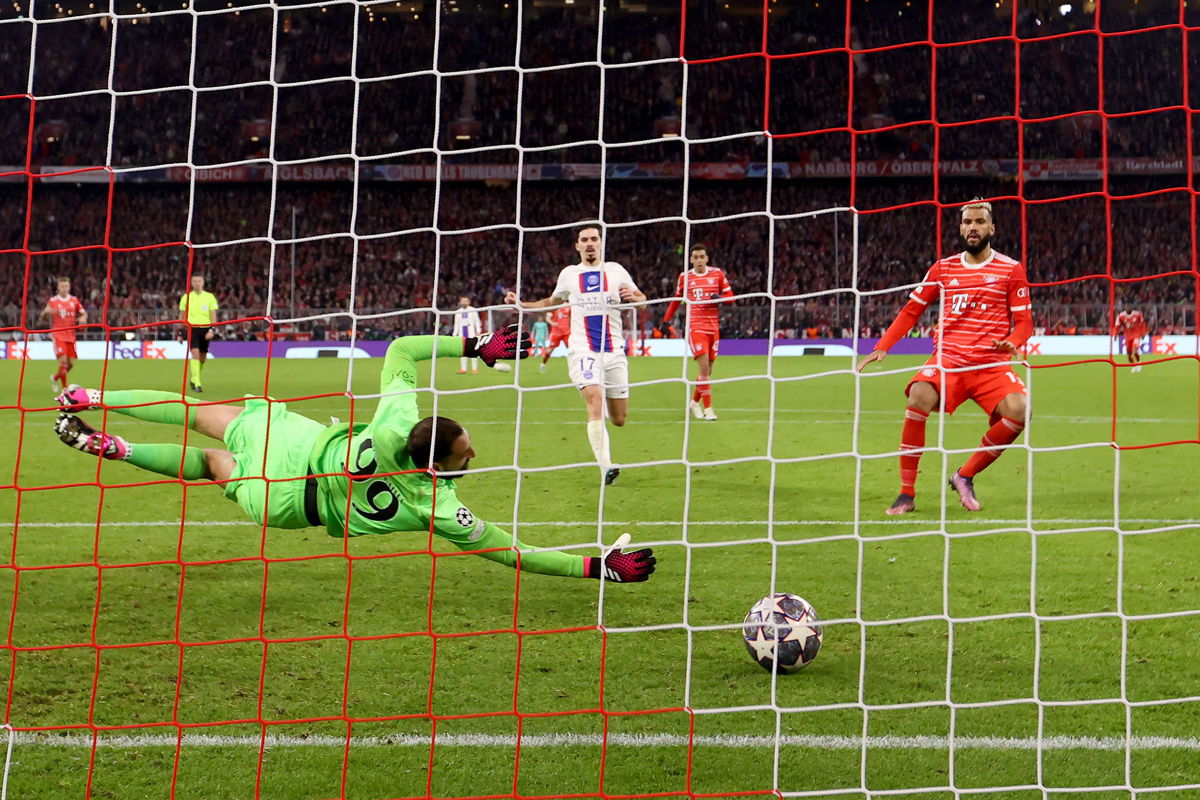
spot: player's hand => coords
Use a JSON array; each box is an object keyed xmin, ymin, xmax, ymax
[
  {"xmin": 618, "ymin": 285, "xmax": 637, "ymax": 302},
  {"xmin": 503, "ymin": 290, "xmax": 519, "ymax": 306},
  {"xmin": 585, "ymin": 533, "xmax": 656, "ymax": 582},
  {"xmin": 993, "ymin": 339, "xmax": 1020, "ymax": 358},
  {"xmin": 205, "ymin": 329, "xmax": 215, "ymax": 340},
  {"xmin": 856, "ymin": 349, "xmax": 887, "ymax": 372},
  {"xmin": 464, "ymin": 324, "xmax": 531, "ymax": 367},
  {"xmin": 658, "ymin": 321, "xmax": 672, "ymax": 337}
]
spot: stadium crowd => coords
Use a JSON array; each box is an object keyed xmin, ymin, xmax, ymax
[
  {"xmin": 0, "ymin": 0, "xmax": 1195, "ymax": 166},
  {"xmin": 2, "ymin": 174, "xmax": 1194, "ymax": 340}
]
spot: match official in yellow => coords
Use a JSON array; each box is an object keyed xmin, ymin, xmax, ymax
[{"xmin": 179, "ymin": 274, "xmax": 219, "ymax": 393}]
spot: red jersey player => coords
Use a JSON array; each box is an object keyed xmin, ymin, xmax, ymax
[
  {"xmin": 1113, "ymin": 305, "xmax": 1148, "ymax": 373},
  {"xmin": 857, "ymin": 200, "xmax": 1033, "ymax": 514},
  {"xmin": 539, "ymin": 304, "xmax": 572, "ymax": 373},
  {"xmin": 661, "ymin": 244, "xmax": 735, "ymax": 420},
  {"xmin": 40, "ymin": 276, "xmax": 87, "ymax": 393}
]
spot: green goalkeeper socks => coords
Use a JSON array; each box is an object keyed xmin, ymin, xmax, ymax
[
  {"xmin": 124, "ymin": 443, "xmax": 209, "ymax": 480},
  {"xmin": 102, "ymin": 390, "xmax": 199, "ymax": 428},
  {"xmin": 98, "ymin": 391, "xmax": 210, "ymax": 478}
]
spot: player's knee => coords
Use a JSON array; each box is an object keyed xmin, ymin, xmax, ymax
[
  {"xmin": 202, "ymin": 448, "xmax": 234, "ymax": 483},
  {"xmin": 907, "ymin": 382, "xmax": 938, "ymax": 412},
  {"xmin": 606, "ymin": 397, "xmax": 628, "ymax": 426},
  {"xmin": 997, "ymin": 394, "xmax": 1029, "ymax": 421}
]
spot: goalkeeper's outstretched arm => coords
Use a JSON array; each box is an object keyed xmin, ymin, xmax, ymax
[
  {"xmin": 379, "ymin": 326, "xmax": 531, "ymax": 393},
  {"xmin": 449, "ymin": 522, "xmax": 656, "ymax": 583}
]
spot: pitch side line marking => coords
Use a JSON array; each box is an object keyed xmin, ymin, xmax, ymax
[
  {"xmin": 10, "ymin": 518, "xmax": 1196, "ymax": 529},
  {"xmin": 9, "ymin": 732, "xmax": 1200, "ymax": 751}
]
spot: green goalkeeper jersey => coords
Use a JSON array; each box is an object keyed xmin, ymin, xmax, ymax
[
  {"xmin": 532, "ymin": 320, "xmax": 550, "ymax": 345},
  {"xmin": 307, "ymin": 335, "xmax": 585, "ymax": 577}
]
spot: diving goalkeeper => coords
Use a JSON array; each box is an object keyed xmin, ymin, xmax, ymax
[{"xmin": 53, "ymin": 327, "xmax": 656, "ymax": 582}]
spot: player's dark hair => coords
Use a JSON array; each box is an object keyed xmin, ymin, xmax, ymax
[
  {"xmin": 407, "ymin": 416, "xmax": 466, "ymax": 469},
  {"xmin": 575, "ymin": 223, "xmax": 603, "ymax": 241},
  {"xmin": 690, "ymin": 243, "xmax": 708, "ymax": 254}
]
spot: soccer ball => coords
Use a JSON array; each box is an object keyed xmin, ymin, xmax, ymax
[{"xmin": 742, "ymin": 593, "xmax": 823, "ymax": 674}]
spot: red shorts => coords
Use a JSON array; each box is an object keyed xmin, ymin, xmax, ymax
[
  {"xmin": 53, "ymin": 338, "xmax": 77, "ymax": 360},
  {"xmin": 906, "ymin": 362, "xmax": 1026, "ymax": 415},
  {"xmin": 688, "ymin": 330, "xmax": 720, "ymax": 361},
  {"xmin": 548, "ymin": 331, "xmax": 569, "ymax": 350},
  {"xmin": 1124, "ymin": 336, "xmax": 1141, "ymax": 355}
]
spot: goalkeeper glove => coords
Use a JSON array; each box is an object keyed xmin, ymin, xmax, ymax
[
  {"xmin": 658, "ymin": 321, "xmax": 673, "ymax": 337},
  {"xmin": 463, "ymin": 324, "xmax": 531, "ymax": 368},
  {"xmin": 584, "ymin": 533, "xmax": 656, "ymax": 582}
]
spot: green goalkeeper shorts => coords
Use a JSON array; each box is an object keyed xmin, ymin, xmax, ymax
[{"xmin": 223, "ymin": 397, "xmax": 325, "ymax": 529}]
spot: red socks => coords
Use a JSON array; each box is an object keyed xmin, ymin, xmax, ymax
[
  {"xmin": 899, "ymin": 406, "xmax": 929, "ymax": 496},
  {"xmin": 960, "ymin": 415, "xmax": 1025, "ymax": 478},
  {"xmin": 54, "ymin": 365, "xmax": 69, "ymax": 388},
  {"xmin": 693, "ymin": 373, "xmax": 712, "ymax": 408},
  {"xmin": 899, "ymin": 408, "xmax": 1025, "ymax": 494}
]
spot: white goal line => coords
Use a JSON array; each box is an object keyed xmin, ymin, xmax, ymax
[{"xmin": 10, "ymin": 731, "xmax": 1200, "ymax": 752}]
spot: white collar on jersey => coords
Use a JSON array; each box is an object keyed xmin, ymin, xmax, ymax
[{"xmin": 958, "ymin": 250, "xmax": 997, "ymax": 270}]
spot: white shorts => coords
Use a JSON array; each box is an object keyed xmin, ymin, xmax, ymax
[{"xmin": 567, "ymin": 350, "xmax": 629, "ymax": 399}]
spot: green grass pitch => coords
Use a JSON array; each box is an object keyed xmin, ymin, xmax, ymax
[{"xmin": 1, "ymin": 351, "xmax": 1198, "ymax": 799}]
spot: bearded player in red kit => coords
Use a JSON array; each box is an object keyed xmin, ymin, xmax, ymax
[
  {"xmin": 661, "ymin": 244, "xmax": 735, "ymax": 420},
  {"xmin": 857, "ymin": 200, "xmax": 1033, "ymax": 515}
]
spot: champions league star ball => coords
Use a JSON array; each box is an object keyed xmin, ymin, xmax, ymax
[{"xmin": 742, "ymin": 593, "xmax": 823, "ymax": 674}]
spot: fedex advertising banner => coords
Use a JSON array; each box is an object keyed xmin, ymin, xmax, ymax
[{"xmin": 3, "ymin": 340, "xmax": 192, "ymax": 360}]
